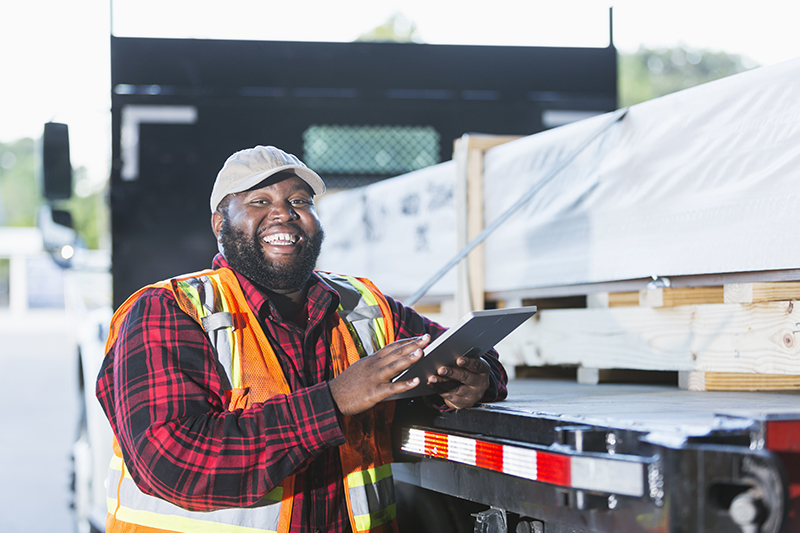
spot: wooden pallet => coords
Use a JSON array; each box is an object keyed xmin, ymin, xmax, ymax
[{"xmin": 498, "ymin": 282, "xmax": 800, "ymax": 391}]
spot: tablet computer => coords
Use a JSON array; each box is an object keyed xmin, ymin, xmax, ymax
[{"xmin": 385, "ymin": 306, "xmax": 537, "ymax": 401}]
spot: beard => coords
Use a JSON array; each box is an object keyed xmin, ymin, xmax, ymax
[{"xmin": 219, "ymin": 217, "xmax": 325, "ymax": 292}]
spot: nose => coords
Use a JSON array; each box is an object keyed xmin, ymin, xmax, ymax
[{"xmin": 268, "ymin": 201, "xmax": 299, "ymax": 221}]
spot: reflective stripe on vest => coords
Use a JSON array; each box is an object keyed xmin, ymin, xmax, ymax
[
  {"xmin": 321, "ymin": 273, "xmax": 389, "ymax": 359},
  {"xmin": 175, "ymin": 275, "xmax": 240, "ymax": 388},
  {"xmin": 106, "ymin": 455, "xmax": 283, "ymax": 533},
  {"xmin": 105, "ymin": 269, "xmax": 397, "ymax": 533},
  {"xmin": 345, "ymin": 464, "xmax": 397, "ymax": 530}
]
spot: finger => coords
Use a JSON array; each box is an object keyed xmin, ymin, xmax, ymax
[
  {"xmin": 389, "ymin": 376, "xmax": 420, "ymax": 394},
  {"xmin": 426, "ymin": 375, "xmax": 462, "ymax": 395},
  {"xmin": 380, "ymin": 347, "xmax": 424, "ymax": 379},
  {"xmin": 437, "ymin": 365, "xmax": 478, "ymax": 385},
  {"xmin": 456, "ymin": 355, "xmax": 490, "ymax": 374},
  {"xmin": 377, "ymin": 334, "xmax": 430, "ymax": 360}
]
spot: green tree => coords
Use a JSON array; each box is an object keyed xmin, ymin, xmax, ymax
[
  {"xmin": 618, "ymin": 46, "xmax": 759, "ymax": 108},
  {"xmin": 357, "ymin": 12, "xmax": 423, "ymax": 43},
  {"xmin": 0, "ymin": 138, "xmax": 107, "ymax": 249},
  {"xmin": 0, "ymin": 138, "xmax": 38, "ymax": 227}
]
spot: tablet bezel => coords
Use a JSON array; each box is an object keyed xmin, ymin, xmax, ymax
[{"xmin": 384, "ymin": 306, "xmax": 537, "ymax": 401}]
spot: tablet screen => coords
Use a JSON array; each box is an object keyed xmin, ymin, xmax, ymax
[{"xmin": 385, "ymin": 306, "xmax": 537, "ymax": 401}]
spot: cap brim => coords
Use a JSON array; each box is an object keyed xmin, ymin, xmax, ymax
[{"xmin": 227, "ymin": 165, "xmax": 326, "ymax": 197}]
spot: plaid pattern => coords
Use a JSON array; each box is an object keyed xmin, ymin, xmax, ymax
[{"xmin": 96, "ymin": 254, "xmax": 507, "ymax": 532}]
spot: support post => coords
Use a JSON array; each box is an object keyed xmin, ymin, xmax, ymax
[{"xmin": 453, "ymin": 134, "xmax": 521, "ymax": 317}]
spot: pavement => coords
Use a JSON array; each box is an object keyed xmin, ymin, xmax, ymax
[{"xmin": 0, "ymin": 310, "xmax": 79, "ymax": 533}]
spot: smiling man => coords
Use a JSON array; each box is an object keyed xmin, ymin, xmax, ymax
[{"xmin": 96, "ymin": 145, "xmax": 508, "ymax": 533}]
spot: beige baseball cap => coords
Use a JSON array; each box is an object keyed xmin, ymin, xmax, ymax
[{"xmin": 210, "ymin": 145, "xmax": 326, "ymax": 212}]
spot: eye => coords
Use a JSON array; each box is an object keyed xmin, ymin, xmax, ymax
[{"xmin": 290, "ymin": 197, "xmax": 312, "ymax": 206}]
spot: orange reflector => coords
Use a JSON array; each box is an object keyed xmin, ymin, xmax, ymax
[{"xmin": 476, "ymin": 441, "xmax": 504, "ymax": 472}]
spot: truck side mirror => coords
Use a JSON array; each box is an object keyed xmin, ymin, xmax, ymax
[
  {"xmin": 38, "ymin": 205, "xmax": 78, "ymax": 267},
  {"xmin": 41, "ymin": 122, "xmax": 73, "ymax": 201}
]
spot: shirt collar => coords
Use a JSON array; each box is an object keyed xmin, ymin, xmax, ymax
[{"xmin": 211, "ymin": 253, "xmax": 340, "ymax": 321}]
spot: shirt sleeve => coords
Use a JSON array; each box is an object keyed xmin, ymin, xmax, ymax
[
  {"xmin": 384, "ymin": 296, "xmax": 508, "ymax": 405},
  {"xmin": 95, "ymin": 287, "xmax": 345, "ymax": 511}
]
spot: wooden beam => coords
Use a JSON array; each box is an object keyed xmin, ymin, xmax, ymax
[
  {"xmin": 466, "ymin": 144, "xmax": 485, "ymax": 312},
  {"xmin": 724, "ymin": 281, "xmax": 800, "ymax": 304},
  {"xmin": 454, "ymin": 134, "xmax": 522, "ymax": 315},
  {"xmin": 496, "ymin": 300, "xmax": 800, "ymax": 374},
  {"xmin": 680, "ymin": 371, "xmax": 800, "ymax": 391},
  {"xmin": 639, "ymin": 286, "xmax": 725, "ymax": 308},
  {"xmin": 608, "ymin": 291, "xmax": 639, "ymax": 307}
]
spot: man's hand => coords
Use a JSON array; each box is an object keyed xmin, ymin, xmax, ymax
[
  {"xmin": 329, "ymin": 335, "xmax": 430, "ymax": 416},
  {"xmin": 427, "ymin": 355, "xmax": 491, "ymax": 410}
]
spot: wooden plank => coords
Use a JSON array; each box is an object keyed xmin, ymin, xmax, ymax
[
  {"xmin": 466, "ymin": 144, "xmax": 485, "ymax": 312},
  {"xmin": 608, "ymin": 291, "xmax": 639, "ymax": 307},
  {"xmin": 487, "ymin": 269, "xmax": 800, "ymax": 303},
  {"xmin": 453, "ymin": 134, "xmax": 523, "ymax": 153},
  {"xmin": 681, "ymin": 371, "xmax": 800, "ymax": 391},
  {"xmin": 639, "ymin": 286, "xmax": 724, "ymax": 308},
  {"xmin": 724, "ymin": 281, "xmax": 800, "ymax": 304},
  {"xmin": 454, "ymin": 134, "xmax": 523, "ymax": 315},
  {"xmin": 495, "ymin": 300, "xmax": 800, "ymax": 373},
  {"xmin": 453, "ymin": 137, "xmax": 470, "ymax": 317}
]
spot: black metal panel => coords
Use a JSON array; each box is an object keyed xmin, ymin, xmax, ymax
[
  {"xmin": 109, "ymin": 37, "xmax": 617, "ymax": 306},
  {"xmin": 110, "ymin": 37, "xmax": 617, "ymax": 96}
]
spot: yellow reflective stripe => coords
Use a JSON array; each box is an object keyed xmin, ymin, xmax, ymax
[
  {"xmin": 263, "ymin": 486, "xmax": 282, "ymax": 501},
  {"xmin": 112, "ymin": 458, "xmax": 283, "ymax": 533},
  {"xmin": 179, "ymin": 274, "xmax": 242, "ymax": 390},
  {"xmin": 107, "ymin": 455, "xmax": 123, "ymax": 514},
  {"xmin": 109, "ymin": 454, "xmax": 123, "ymax": 471},
  {"xmin": 176, "ymin": 280, "xmax": 204, "ymax": 314},
  {"xmin": 346, "ymin": 465, "xmax": 396, "ymax": 530},
  {"xmin": 345, "ymin": 463, "xmax": 393, "ymax": 488},
  {"xmin": 344, "ymin": 276, "xmax": 387, "ymax": 350},
  {"xmin": 231, "ymin": 323, "xmax": 242, "ymax": 389},
  {"xmin": 208, "ymin": 274, "xmax": 242, "ymax": 389},
  {"xmin": 114, "ymin": 506, "xmax": 276, "ymax": 533},
  {"xmin": 352, "ymin": 503, "xmax": 397, "ymax": 531}
]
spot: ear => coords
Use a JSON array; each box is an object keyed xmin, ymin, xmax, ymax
[{"xmin": 212, "ymin": 211, "xmax": 223, "ymax": 241}]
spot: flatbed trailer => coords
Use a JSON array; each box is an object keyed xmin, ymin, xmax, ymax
[{"xmin": 392, "ymin": 379, "xmax": 800, "ymax": 532}]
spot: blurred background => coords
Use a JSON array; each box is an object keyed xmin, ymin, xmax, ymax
[{"xmin": 1, "ymin": 0, "xmax": 798, "ymax": 531}]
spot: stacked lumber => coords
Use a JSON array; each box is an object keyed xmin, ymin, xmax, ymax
[{"xmin": 497, "ymin": 281, "xmax": 800, "ymax": 391}]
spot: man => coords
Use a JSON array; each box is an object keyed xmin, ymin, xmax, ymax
[{"xmin": 96, "ymin": 145, "xmax": 507, "ymax": 533}]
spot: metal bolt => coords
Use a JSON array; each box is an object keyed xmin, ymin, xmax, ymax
[
  {"xmin": 648, "ymin": 462, "xmax": 665, "ymax": 507},
  {"xmin": 606, "ymin": 432, "xmax": 617, "ymax": 455},
  {"xmin": 608, "ymin": 495, "xmax": 618, "ymax": 510}
]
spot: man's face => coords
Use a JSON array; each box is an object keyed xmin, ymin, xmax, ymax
[{"xmin": 212, "ymin": 173, "xmax": 324, "ymax": 293}]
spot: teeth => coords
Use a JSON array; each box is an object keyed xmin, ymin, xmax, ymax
[{"xmin": 263, "ymin": 233, "xmax": 297, "ymax": 245}]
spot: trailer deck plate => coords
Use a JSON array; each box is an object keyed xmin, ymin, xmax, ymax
[{"xmin": 477, "ymin": 379, "xmax": 800, "ymax": 440}]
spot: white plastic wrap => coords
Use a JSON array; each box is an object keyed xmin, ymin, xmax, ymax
[
  {"xmin": 318, "ymin": 57, "xmax": 800, "ymax": 297},
  {"xmin": 316, "ymin": 162, "xmax": 457, "ymax": 298}
]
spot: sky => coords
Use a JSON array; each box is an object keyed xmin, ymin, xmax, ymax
[{"xmin": 1, "ymin": 0, "xmax": 799, "ymax": 192}]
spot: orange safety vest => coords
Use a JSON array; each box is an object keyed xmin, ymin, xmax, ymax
[{"xmin": 103, "ymin": 268, "xmax": 398, "ymax": 533}]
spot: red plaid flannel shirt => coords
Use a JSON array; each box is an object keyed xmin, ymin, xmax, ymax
[{"xmin": 96, "ymin": 254, "xmax": 507, "ymax": 533}]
